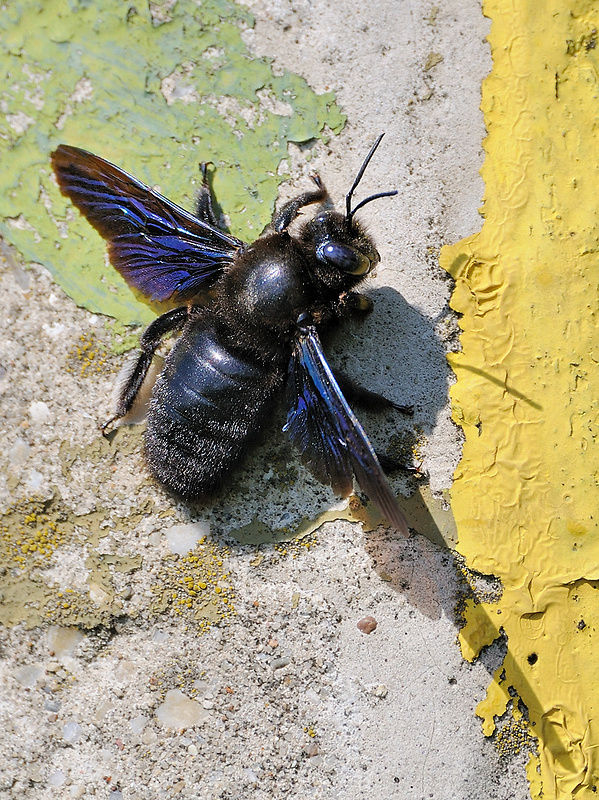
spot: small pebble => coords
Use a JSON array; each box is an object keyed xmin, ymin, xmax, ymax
[
  {"xmin": 29, "ymin": 400, "xmax": 53, "ymax": 424},
  {"xmin": 27, "ymin": 765, "xmax": 44, "ymax": 783},
  {"xmin": 114, "ymin": 660, "xmax": 136, "ymax": 683},
  {"xmin": 8, "ymin": 437, "xmax": 30, "ymax": 466},
  {"xmin": 25, "ymin": 469, "xmax": 44, "ymax": 491},
  {"xmin": 323, "ymin": 756, "xmax": 338, "ymax": 774},
  {"xmin": 44, "ymin": 699, "xmax": 61, "ymax": 712},
  {"xmin": 62, "ymin": 721, "xmax": 83, "ymax": 744},
  {"xmin": 141, "ymin": 728, "xmax": 158, "ymax": 744},
  {"xmin": 374, "ymin": 684, "xmax": 388, "ymax": 699},
  {"xmin": 14, "ymin": 664, "xmax": 43, "ymax": 688},
  {"xmin": 43, "ymin": 322, "xmax": 66, "ymax": 338},
  {"xmin": 89, "ymin": 581, "xmax": 112, "ymax": 606},
  {"xmin": 94, "ymin": 700, "xmax": 114, "ymax": 723},
  {"xmin": 243, "ymin": 768, "xmax": 258, "ymax": 783},
  {"xmin": 156, "ymin": 689, "xmax": 207, "ymax": 728},
  {"xmin": 164, "ymin": 521, "xmax": 210, "ymax": 555},
  {"xmin": 187, "ymin": 744, "xmax": 198, "ymax": 756},
  {"xmin": 48, "ymin": 770, "xmax": 66, "ymax": 787},
  {"xmin": 47, "ymin": 626, "xmax": 84, "ymax": 658},
  {"xmin": 129, "ymin": 715, "xmax": 149, "ymax": 735},
  {"xmin": 271, "ymin": 657, "xmax": 290, "ymax": 670},
  {"xmin": 357, "ymin": 616, "xmax": 377, "ymax": 634}
]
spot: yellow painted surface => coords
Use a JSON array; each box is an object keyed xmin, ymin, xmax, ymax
[{"xmin": 440, "ymin": 1, "xmax": 599, "ymax": 796}]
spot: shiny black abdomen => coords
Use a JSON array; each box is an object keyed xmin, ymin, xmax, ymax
[{"xmin": 145, "ymin": 316, "xmax": 285, "ymax": 500}]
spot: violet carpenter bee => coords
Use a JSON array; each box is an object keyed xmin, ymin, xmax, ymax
[{"xmin": 51, "ymin": 135, "xmax": 413, "ymax": 534}]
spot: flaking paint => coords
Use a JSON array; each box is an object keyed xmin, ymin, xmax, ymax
[
  {"xmin": 0, "ymin": 0, "xmax": 344, "ymax": 324},
  {"xmin": 440, "ymin": 1, "xmax": 599, "ymax": 796}
]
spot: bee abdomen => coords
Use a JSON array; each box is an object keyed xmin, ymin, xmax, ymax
[{"xmin": 144, "ymin": 320, "xmax": 283, "ymax": 500}]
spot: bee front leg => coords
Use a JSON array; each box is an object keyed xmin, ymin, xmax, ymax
[
  {"xmin": 271, "ymin": 175, "xmax": 329, "ymax": 233},
  {"xmin": 102, "ymin": 306, "xmax": 189, "ymax": 435}
]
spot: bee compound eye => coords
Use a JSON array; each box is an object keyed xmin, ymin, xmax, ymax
[{"xmin": 318, "ymin": 243, "xmax": 371, "ymax": 276}]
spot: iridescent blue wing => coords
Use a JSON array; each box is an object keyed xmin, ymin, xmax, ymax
[
  {"xmin": 51, "ymin": 145, "xmax": 245, "ymax": 303},
  {"xmin": 284, "ymin": 323, "xmax": 409, "ymax": 534}
]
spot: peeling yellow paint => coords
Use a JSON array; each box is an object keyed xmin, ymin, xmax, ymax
[{"xmin": 440, "ymin": 1, "xmax": 599, "ymax": 796}]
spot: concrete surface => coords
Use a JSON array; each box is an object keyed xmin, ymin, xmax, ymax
[{"xmin": 0, "ymin": 0, "xmax": 533, "ymax": 798}]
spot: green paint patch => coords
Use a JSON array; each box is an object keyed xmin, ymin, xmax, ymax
[
  {"xmin": 230, "ymin": 507, "xmax": 349, "ymax": 545},
  {"xmin": 0, "ymin": 0, "xmax": 345, "ymax": 324},
  {"xmin": 104, "ymin": 319, "xmax": 144, "ymax": 355},
  {"xmin": 58, "ymin": 425, "xmax": 146, "ymax": 484},
  {"xmin": 0, "ymin": 496, "xmax": 141, "ymax": 628}
]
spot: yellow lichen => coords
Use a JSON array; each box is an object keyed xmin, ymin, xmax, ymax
[
  {"xmin": 0, "ymin": 497, "xmax": 141, "ymax": 629},
  {"xmin": 273, "ymin": 531, "xmax": 319, "ymax": 560},
  {"xmin": 151, "ymin": 540, "xmax": 236, "ymax": 631},
  {"xmin": 66, "ymin": 331, "xmax": 108, "ymax": 377}
]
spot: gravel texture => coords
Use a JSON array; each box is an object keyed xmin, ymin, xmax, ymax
[{"xmin": 0, "ymin": 1, "xmax": 533, "ymax": 798}]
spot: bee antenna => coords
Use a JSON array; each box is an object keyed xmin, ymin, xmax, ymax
[
  {"xmin": 350, "ymin": 190, "xmax": 398, "ymax": 218},
  {"xmin": 346, "ymin": 133, "xmax": 396, "ymax": 221}
]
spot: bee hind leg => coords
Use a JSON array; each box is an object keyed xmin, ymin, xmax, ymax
[
  {"xmin": 102, "ymin": 307, "xmax": 189, "ymax": 435},
  {"xmin": 196, "ymin": 162, "xmax": 226, "ymax": 229},
  {"xmin": 376, "ymin": 452, "xmax": 424, "ymax": 476}
]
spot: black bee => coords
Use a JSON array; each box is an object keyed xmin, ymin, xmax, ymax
[{"xmin": 51, "ymin": 135, "xmax": 413, "ymax": 534}]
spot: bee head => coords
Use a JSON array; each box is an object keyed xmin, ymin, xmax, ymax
[
  {"xmin": 301, "ymin": 134, "xmax": 395, "ymax": 280},
  {"xmin": 302, "ymin": 210, "xmax": 380, "ymax": 277}
]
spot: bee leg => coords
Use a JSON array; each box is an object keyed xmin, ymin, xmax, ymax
[
  {"xmin": 334, "ymin": 371, "xmax": 414, "ymax": 416},
  {"xmin": 376, "ymin": 452, "xmax": 424, "ymax": 476},
  {"xmin": 196, "ymin": 162, "xmax": 224, "ymax": 229},
  {"xmin": 102, "ymin": 306, "xmax": 189, "ymax": 435},
  {"xmin": 271, "ymin": 175, "xmax": 329, "ymax": 233},
  {"xmin": 343, "ymin": 292, "xmax": 374, "ymax": 315}
]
